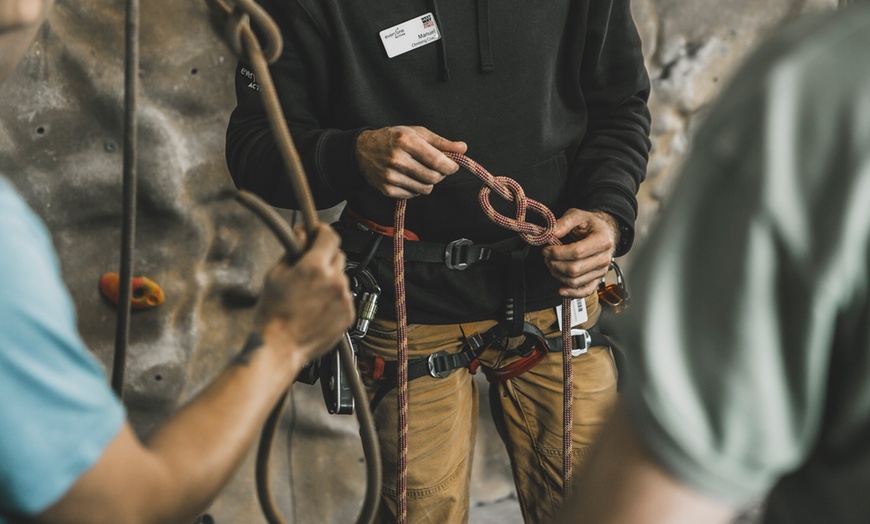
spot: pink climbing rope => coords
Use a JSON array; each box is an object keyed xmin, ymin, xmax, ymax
[
  {"xmin": 393, "ymin": 199, "xmax": 410, "ymax": 523},
  {"xmin": 392, "ymin": 154, "xmax": 575, "ymax": 524}
]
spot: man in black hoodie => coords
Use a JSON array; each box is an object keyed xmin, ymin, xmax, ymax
[{"xmin": 227, "ymin": 1, "xmax": 651, "ymax": 521}]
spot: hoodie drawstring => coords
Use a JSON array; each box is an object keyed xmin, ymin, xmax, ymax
[
  {"xmin": 428, "ymin": 0, "xmax": 451, "ymax": 80},
  {"xmin": 477, "ymin": 0, "xmax": 494, "ymax": 73},
  {"xmin": 428, "ymin": 0, "xmax": 494, "ymax": 81}
]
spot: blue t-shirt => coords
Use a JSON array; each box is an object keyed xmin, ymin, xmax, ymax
[{"xmin": 0, "ymin": 177, "xmax": 125, "ymax": 519}]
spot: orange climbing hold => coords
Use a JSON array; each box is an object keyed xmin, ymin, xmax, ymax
[{"xmin": 100, "ymin": 273, "xmax": 165, "ymax": 309}]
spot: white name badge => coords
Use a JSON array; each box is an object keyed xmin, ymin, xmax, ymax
[
  {"xmin": 379, "ymin": 13, "xmax": 441, "ymax": 58},
  {"xmin": 556, "ymin": 298, "xmax": 588, "ymax": 328}
]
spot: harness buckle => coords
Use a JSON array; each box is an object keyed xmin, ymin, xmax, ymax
[
  {"xmin": 427, "ymin": 350, "xmax": 452, "ymax": 378},
  {"xmin": 571, "ymin": 329, "xmax": 591, "ymax": 357},
  {"xmin": 465, "ymin": 332, "xmax": 487, "ymax": 351},
  {"xmin": 444, "ymin": 238, "xmax": 474, "ymax": 270}
]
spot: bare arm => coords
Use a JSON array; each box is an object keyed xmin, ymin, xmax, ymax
[
  {"xmin": 38, "ymin": 225, "xmax": 355, "ymax": 524},
  {"xmin": 562, "ymin": 403, "xmax": 735, "ymax": 524}
]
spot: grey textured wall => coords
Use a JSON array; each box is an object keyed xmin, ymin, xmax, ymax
[{"xmin": 0, "ymin": 1, "xmax": 839, "ymax": 522}]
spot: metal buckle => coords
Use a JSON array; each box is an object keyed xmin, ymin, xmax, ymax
[
  {"xmin": 427, "ymin": 350, "xmax": 452, "ymax": 378},
  {"xmin": 570, "ymin": 329, "xmax": 591, "ymax": 357},
  {"xmin": 444, "ymin": 238, "xmax": 474, "ymax": 270}
]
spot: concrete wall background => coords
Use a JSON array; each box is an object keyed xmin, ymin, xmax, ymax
[{"xmin": 0, "ymin": 1, "xmax": 841, "ymax": 522}]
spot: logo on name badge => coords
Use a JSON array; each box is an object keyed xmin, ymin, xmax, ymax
[{"xmin": 379, "ymin": 12, "xmax": 441, "ymax": 59}]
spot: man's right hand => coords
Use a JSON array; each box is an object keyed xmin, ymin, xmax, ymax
[
  {"xmin": 355, "ymin": 125, "xmax": 467, "ymax": 199},
  {"xmin": 255, "ymin": 224, "xmax": 355, "ymax": 367},
  {"xmin": 38, "ymin": 224, "xmax": 354, "ymax": 524}
]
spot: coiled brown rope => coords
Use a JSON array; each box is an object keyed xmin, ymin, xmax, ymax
[
  {"xmin": 392, "ymin": 154, "xmax": 575, "ymax": 523},
  {"xmin": 209, "ymin": 1, "xmax": 382, "ymax": 523},
  {"xmin": 237, "ymin": 191, "xmax": 380, "ymax": 524}
]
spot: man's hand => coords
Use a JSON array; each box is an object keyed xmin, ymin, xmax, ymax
[
  {"xmin": 255, "ymin": 224, "xmax": 355, "ymax": 366},
  {"xmin": 542, "ymin": 208, "xmax": 619, "ymax": 299},
  {"xmin": 355, "ymin": 125, "xmax": 467, "ymax": 199},
  {"xmin": 39, "ymin": 226, "xmax": 355, "ymax": 524}
]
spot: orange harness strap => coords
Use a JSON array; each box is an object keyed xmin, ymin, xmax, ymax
[{"xmin": 345, "ymin": 206, "xmax": 420, "ymax": 241}]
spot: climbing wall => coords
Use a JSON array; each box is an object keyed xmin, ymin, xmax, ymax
[{"xmin": 0, "ymin": 0, "xmax": 840, "ymax": 522}]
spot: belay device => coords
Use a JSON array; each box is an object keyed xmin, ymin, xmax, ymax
[{"xmin": 295, "ymin": 260, "xmax": 381, "ymax": 415}]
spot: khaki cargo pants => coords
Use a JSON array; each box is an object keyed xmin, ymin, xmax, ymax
[{"xmin": 360, "ymin": 294, "xmax": 618, "ymax": 523}]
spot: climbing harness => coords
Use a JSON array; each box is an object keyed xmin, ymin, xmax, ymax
[
  {"xmin": 358, "ymin": 320, "xmax": 612, "ymax": 411},
  {"xmin": 339, "ymin": 209, "xmax": 527, "ymax": 272},
  {"xmin": 345, "ymin": 153, "xmax": 627, "ymax": 522},
  {"xmin": 338, "ymin": 207, "xmax": 531, "ymax": 336},
  {"xmin": 386, "ymin": 152, "xmax": 579, "ymax": 523}
]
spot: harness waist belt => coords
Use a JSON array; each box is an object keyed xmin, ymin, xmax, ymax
[{"xmin": 339, "ymin": 215, "xmax": 525, "ymax": 270}]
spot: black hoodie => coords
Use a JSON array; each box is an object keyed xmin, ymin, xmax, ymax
[{"xmin": 226, "ymin": 0, "xmax": 651, "ymax": 324}]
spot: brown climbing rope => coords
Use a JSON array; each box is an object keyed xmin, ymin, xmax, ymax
[
  {"xmin": 392, "ymin": 154, "xmax": 576, "ymax": 523},
  {"xmin": 209, "ymin": 1, "xmax": 382, "ymax": 523},
  {"xmin": 111, "ymin": 0, "xmax": 139, "ymax": 398}
]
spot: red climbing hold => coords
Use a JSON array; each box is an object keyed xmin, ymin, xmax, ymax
[{"xmin": 100, "ymin": 273, "xmax": 165, "ymax": 309}]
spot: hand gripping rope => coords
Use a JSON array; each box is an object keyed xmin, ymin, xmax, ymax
[
  {"xmin": 392, "ymin": 153, "xmax": 576, "ymax": 523},
  {"xmin": 208, "ymin": 1, "xmax": 382, "ymax": 523}
]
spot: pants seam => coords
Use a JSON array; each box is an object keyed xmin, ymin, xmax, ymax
[{"xmin": 381, "ymin": 455, "xmax": 469, "ymax": 499}]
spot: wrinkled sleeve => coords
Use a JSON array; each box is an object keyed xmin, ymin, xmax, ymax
[
  {"xmin": 608, "ymin": 20, "xmax": 869, "ymax": 503},
  {"xmin": 225, "ymin": 0, "xmax": 368, "ymax": 210},
  {"xmin": 569, "ymin": 0, "xmax": 652, "ymax": 256}
]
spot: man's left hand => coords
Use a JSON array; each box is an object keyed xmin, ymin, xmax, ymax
[{"xmin": 542, "ymin": 208, "xmax": 618, "ymax": 299}]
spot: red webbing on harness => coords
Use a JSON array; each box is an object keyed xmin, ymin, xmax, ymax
[{"xmin": 391, "ymin": 154, "xmax": 575, "ymax": 523}]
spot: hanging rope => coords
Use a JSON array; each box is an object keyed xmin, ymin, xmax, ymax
[
  {"xmin": 110, "ymin": 0, "xmax": 140, "ymax": 397},
  {"xmin": 393, "ymin": 200, "xmax": 410, "ymax": 522},
  {"xmin": 392, "ymin": 154, "xmax": 575, "ymax": 523}
]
